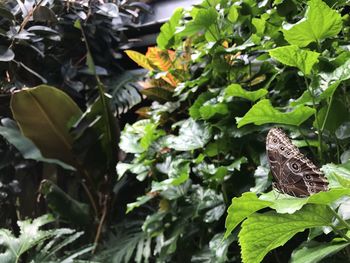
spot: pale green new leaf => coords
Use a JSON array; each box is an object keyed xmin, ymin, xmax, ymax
[
  {"xmin": 322, "ymin": 162, "xmax": 350, "ymax": 188},
  {"xmin": 227, "ymin": 5, "xmax": 239, "ymax": 23},
  {"xmin": 260, "ymin": 188, "xmax": 350, "ymax": 214},
  {"xmin": 166, "ymin": 118, "xmax": 211, "ymax": 151},
  {"xmin": 236, "ymin": 99, "xmax": 315, "ymax": 128},
  {"xmin": 0, "ymin": 214, "xmax": 54, "ymax": 263},
  {"xmin": 269, "ymin": 45, "xmax": 319, "ymax": 75},
  {"xmin": 290, "ymin": 240, "xmax": 349, "ymax": 263},
  {"xmin": 157, "ymin": 8, "xmax": 183, "ymax": 49},
  {"xmin": 283, "ymin": 0, "xmax": 342, "ymax": 47},
  {"xmin": 199, "ymin": 103, "xmax": 229, "ymax": 119},
  {"xmin": 126, "ymin": 195, "xmax": 154, "ymax": 214},
  {"xmin": 224, "ymin": 192, "xmax": 272, "ymax": 238},
  {"xmin": 239, "ymin": 205, "xmax": 333, "ymax": 263},
  {"xmin": 224, "ymin": 84, "xmax": 268, "ymax": 102}
]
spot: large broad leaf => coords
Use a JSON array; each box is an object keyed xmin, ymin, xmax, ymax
[
  {"xmin": 269, "ymin": 45, "xmax": 319, "ymax": 75},
  {"xmin": 0, "ymin": 126, "xmax": 74, "ymax": 170},
  {"xmin": 239, "ymin": 205, "xmax": 333, "ymax": 263},
  {"xmin": 224, "ymin": 84, "xmax": 268, "ymax": 102},
  {"xmin": 165, "ymin": 118, "xmax": 212, "ymax": 151},
  {"xmin": 39, "ymin": 180, "xmax": 91, "ymax": 226},
  {"xmin": 11, "ymin": 85, "xmax": 82, "ymax": 166},
  {"xmin": 157, "ymin": 8, "xmax": 183, "ymax": 49},
  {"xmin": 236, "ymin": 99, "xmax": 315, "ymax": 128},
  {"xmin": 290, "ymin": 240, "xmax": 349, "ymax": 263},
  {"xmin": 260, "ymin": 188, "xmax": 350, "ymax": 213},
  {"xmin": 224, "ymin": 192, "xmax": 272, "ymax": 238},
  {"xmin": 224, "ymin": 188, "xmax": 350, "ymax": 238},
  {"xmin": 283, "ymin": 0, "xmax": 342, "ymax": 47},
  {"xmin": 0, "ymin": 214, "xmax": 55, "ymax": 263}
]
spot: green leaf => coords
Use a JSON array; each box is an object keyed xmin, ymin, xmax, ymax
[
  {"xmin": 189, "ymin": 92, "xmax": 214, "ymax": 119},
  {"xmin": 120, "ymin": 120, "xmax": 153, "ymax": 154},
  {"xmin": 336, "ymin": 122, "xmax": 350, "ymax": 140},
  {"xmin": 192, "ymin": 233, "xmax": 234, "ymax": 263},
  {"xmin": 166, "ymin": 118, "xmax": 212, "ymax": 151},
  {"xmin": 318, "ymin": 59, "xmax": 350, "ymax": 99},
  {"xmin": 291, "ymin": 240, "xmax": 349, "ymax": 263},
  {"xmin": 199, "ymin": 103, "xmax": 229, "ymax": 119},
  {"xmin": 239, "ymin": 205, "xmax": 333, "ymax": 263},
  {"xmin": 0, "ymin": 214, "xmax": 55, "ymax": 263},
  {"xmin": 228, "ymin": 5, "xmax": 239, "ymax": 23},
  {"xmin": 152, "ymin": 159, "xmax": 190, "ymax": 191},
  {"xmin": 178, "ymin": 7, "xmax": 218, "ymax": 37},
  {"xmin": 313, "ymin": 98, "xmax": 348, "ymax": 133},
  {"xmin": 322, "ymin": 162, "xmax": 350, "ymax": 188},
  {"xmin": 39, "ymin": 180, "xmax": 91, "ymax": 226},
  {"xmin": 283, "ymin": 0, "xmax": 342, "ymax": 47},
  {"xmin": 269, "ymin": 45, "xmax": 320, "ymax": 75},
  {"xmin": 72, "ymin": 94, "xmax": 118, "ymax": 174},
  {"xmin": 259, "ymin": 188, "xmax": 350, "ymax": 214},
  {"xmin": 0, "ymin": 126, "xmax": 75, "ymax": 170},
  {"xmin": 126, "ymin": 195, "xmax": 154, "ymax": 214},
  {"xmin": 11, "ymin": 85, "xmax": 82, "ymax": 166},
  {"xmin": 236, "ymin": 99, "xmax": 315, "ymax": 128},
  {"xmin": 140, "ymin": 123, "xmax": 165, "ymax": 150},
  {"xmin": 224, "ymin": 192, "xmax": 272, "ymax": 238},
  {"xmin": 157, "ymin": 8, "xmax": 183, "ymax": 49},
  {"xmin": 224, "ymin": 84, "xmax": 268, "ymax": 102}
]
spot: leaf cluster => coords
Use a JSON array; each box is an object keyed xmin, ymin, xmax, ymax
[{"xmin": 119, "ymin": 0, "xmax": 350, "ymax": 262}]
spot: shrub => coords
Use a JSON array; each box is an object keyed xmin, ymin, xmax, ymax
[{"xmin": 119, "ymin": 0, "xmax": 350, "ymax": 262}]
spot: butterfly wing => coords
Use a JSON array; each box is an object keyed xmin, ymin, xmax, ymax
[{"xmin": 266, "ymin": 128, "xmax": 328, "ymax": 197}]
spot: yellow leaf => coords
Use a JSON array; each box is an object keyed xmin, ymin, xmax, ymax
[{"xmin": 124, "ymin": 50, "xmax": 154, "ymax": 71}]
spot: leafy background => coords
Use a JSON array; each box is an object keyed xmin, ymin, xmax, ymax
[{"xmin": 2, "ymin": 0, "xmax": 350, "ymax": 262}]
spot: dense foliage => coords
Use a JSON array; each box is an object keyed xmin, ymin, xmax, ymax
[
  {"xmin": 120, "ymin": 0, "xmax": 350, "ymax": 262},
  {"xmin": 2, "ymin": 0, "xmax": 350, "ymax": 262}
]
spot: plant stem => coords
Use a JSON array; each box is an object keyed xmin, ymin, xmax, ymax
[
  {"xmin": 305, "ymin": 77, "xmax": 323, "ymax": 163},
  {"xmin": 329, "ymin": 206, "xmax": 350, "ymax": 231},
  {"xmin": 321, "ymin": 96, "xmax": 333, "ymax": 133},
  {"xmin": 331, "ymin": 225, "xmax": 350, "ymax": 243}
]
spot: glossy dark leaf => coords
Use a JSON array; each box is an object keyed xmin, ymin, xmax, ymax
[{"xmin": 0, "ymin": 46, "xmax": 14, "ymax": 62}]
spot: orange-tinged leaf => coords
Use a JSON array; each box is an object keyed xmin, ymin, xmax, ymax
[
  {"xmin": 146, "ymin": 47, "xmax": 173, "ymax": 71},
  {"xmin": 125, "ymin": 50, "xmax": 154, "ymax": 71}
]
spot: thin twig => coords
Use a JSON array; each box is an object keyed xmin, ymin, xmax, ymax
[
  {"xmin": 93, "ymin": 194, "xmax": 108, "ymax": 253},
  {"xmin": 10, "ymin": 0, "xmax": 45, "ymax": 49}
]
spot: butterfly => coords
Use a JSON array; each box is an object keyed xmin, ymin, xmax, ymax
[{"xmin": 266, "ymin": 127, "xmax": 328, "ymax": 197}]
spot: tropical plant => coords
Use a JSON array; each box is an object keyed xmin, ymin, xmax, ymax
[
  {"xmin": 0, "ymin": 214, "xmax": 94, "ymax": 263},
  {"xmin": 0, "ymin": 0, "xmax": 146, "ymax": 251},
  {"xmin": 118, "ymin": 0, "xmax": 350, "ymax": 262}
]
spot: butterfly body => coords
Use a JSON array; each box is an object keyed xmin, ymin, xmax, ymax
[{"xmin": 266, "ymin": 128, "xmax": 328, "ymax": 197}]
